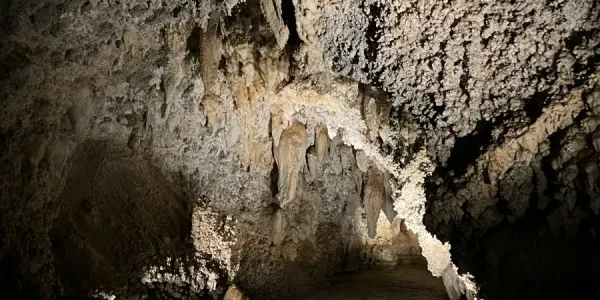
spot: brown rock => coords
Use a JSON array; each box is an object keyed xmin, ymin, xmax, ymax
[
  {"xmin": 224, "ymin": 284, "xmax": 249, "ymax": 300},
  {"xmin": 274, "ymin": 123, "xmax": 307, "ymax": 207}
]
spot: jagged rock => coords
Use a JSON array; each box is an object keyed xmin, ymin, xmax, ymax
[
  {"xmin": 315, "ymin": 124, "xmax": 329, "ymax": 166},
  {"xmin": 364, "ymin": 96, "xmax": 379, "ymax": 141},
  {"xmin": 200, "ymin": 11, "xmax": 223, "ymax": 95},
  {"xmin": 361, "ymin": 88, "xmax": 391, "ymax": 143},
  {"xmin": 67, "ymin": 86, "xmax": 94, "ymax": 141},
  {"xmin": 378, "ymin": 101, "xmax": 391, "ymax": 143},
  {"xmin": 272, "ymin": 207, "xmax": 285, "ymax": 246},
  {"xmin": 339, "ymin": 144, "xmax": 363, "ymax": 194},
  {"xmin": 584, "ymin": 81, "xmax": 600, "ymax": 115},
  {"xmin": 258, "ymin": 0, "xmax": 289, "ymax": 49},
  {"xmin": 442, "ymin": 266, "xmax": 465, "ymax": 300},
  {"xmin": 280, "ymin": 241, "xmax": 298, "ymax": 262},
  {"xmin": 24, "ymin": 135, "xmax": 48, "ymax": 169},
  {"xmin": 305, "ymin": 124, "xmax": 329, "ymax": 180},
  {"xmin": 306, "ymin": 146, "xmax": 319, "ymax": 180},
  {"xmin": 592, "ymin": 130, "xmax": 600, "ymax": 152},
  {"xmin": 339, "ymin": 145, "xmax": 355, "ymax": 171}
]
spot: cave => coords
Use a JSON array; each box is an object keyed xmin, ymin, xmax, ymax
[{"xmin": 0, "ymin": 0, "xmax": 599, "ymax": 299}]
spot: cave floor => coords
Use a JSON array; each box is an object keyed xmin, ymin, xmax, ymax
[{"xmin": 300, "ymin": 265, "xmax": 448, "ymax": 300}]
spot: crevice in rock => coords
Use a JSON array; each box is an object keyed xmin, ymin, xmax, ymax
[
  {"xmin": 361, "ymin": 1, "xmax": 383, "ymax": 86},
  {"xmin": 281, "ymin": 0, "xmax": 300, "ymax": 51},
  {"xmin": 270, "ymin": 160, "xmax": 279, "ymax": 198},
  {"xmin": 540, "ymin": 127, "xmax": 568, "ymax": 208},
  {"xmin": 186, "ymin": 25, "xmax": 202, "ymax": 60},
  {"xmin": 524, "ymin": 91, "xmax": 547, "ymax": 123},
  {"xmin": 443, "ymin": 119, "xmax": 494, "ymax": 178}
]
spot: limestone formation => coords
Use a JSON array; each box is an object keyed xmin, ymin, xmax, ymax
[
  {"xmin": 258, "ymin": 0, "xmax": 290, "ymax": 49},
  {"xmin": 363, "ymin": 166, "xmax": 385, "ymax": 238},
  {"xmin": 0, "ymin": 0, "xmax": 598, "ymax": 299},
  {"xmin": 274, "ymin": 123, "xmax": 307, "ymax": 207},
  {"xmin": 223, "ymin": 285, "xmax": 248, "ymax": 300}
]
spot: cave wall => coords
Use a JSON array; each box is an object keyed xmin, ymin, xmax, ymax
[
  {"xmin": 294, "ymin": 0, "xmax": 599, "ymax": 164},
  {"xmin": 291, "ymin": 0, "xmax": 600, "ymax": 299},
  {"xmin": 0, "ymin": 0, "xmax": 227, "ymax": 296},
  {"xmin": 0, "ymin": 0, "xmax": 599, "ymax": 299},
  {"xmin": 425, "ymin": 84, "xmax": 600, "ymax": 299},
  {"xmin": 0, "ymin": 1, "xmax": 425, "ymax": 299}
]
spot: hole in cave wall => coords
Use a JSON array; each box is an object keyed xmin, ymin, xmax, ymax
[
  {"xmin": 524, "ymin": 91, "xmax": 548, "ymax": 123},
  {"xmin": 281, "ymin": 0, "xmax": 300, "ymax": 51},
  {"xmin": 186, "ymin": 26, "xmax": 201, "ymax": 60},
  {"xmin": 443, "ymin": 119, "xmax": 494, "ymax": 178}
]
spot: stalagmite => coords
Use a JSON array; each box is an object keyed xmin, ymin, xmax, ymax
[
  {"xmin": 363, "ymin": 96, "xmax": 380, "ymax": 141},
  {"xmin": 315, "ymin": 124, "xmax": 329, "ymax": 171},
  {"xmin": 306, "ymin": 146, "xmax": 319, "ymax": 180},
  {"xmin": 378, "ymin": 101, "xmax": 391, "ymax": 143},
  {"xmin": 272, "ymin": 207, "xmax": 285, "ymax": 246},
  {"xmin": 355, "ymin": 150, "xmax": 369, "ymax": 173}
]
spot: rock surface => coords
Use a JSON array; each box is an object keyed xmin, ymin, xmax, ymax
[{"xmin": 0, "ymin": 0, "xmax": 598, "ymax": 299}]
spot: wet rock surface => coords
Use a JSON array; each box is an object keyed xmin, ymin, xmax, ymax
[{"xmin": 0, "ymin": 0, "xmax": 599, "ymax": 299}]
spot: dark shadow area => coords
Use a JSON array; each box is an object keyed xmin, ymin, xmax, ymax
[
  {"xmin": 0, "ymin": 140, "xmax": 232, "ymax": 299},
  {"xmin": 186, "ymin": 26, "xmax": 202, "ymax": 60},
  {"xmin": 524, "ymin": 91, "xmax": 548, "ymax": 123},
  {"xmin": 297, "ymin": 265, "xmax": 448, "ymax": 300},
  {"xmin": 443, "ymin": 119, "xmax": 494, "ymax": 178},
  {"xmin": 461, "ymin": 216, "xmax": 599, "ymax": 300},
  {"xmin": 49, "ymin": 140, "xmax": 194, "ymax": 297},
  {"xmin": 426, "ymin": 148, "xmax": 600, "ymax": 300},
  {"xmin": 281, "ymin": 0, "xmax": 301, "ymax": 51}
]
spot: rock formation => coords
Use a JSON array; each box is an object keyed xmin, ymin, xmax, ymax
[{"xmin": 0, "ymin": 0, "xmax": 598, "ymax": 299}]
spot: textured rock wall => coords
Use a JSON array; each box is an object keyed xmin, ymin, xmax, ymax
[
  {"xmin": 1, "ymin": 0, "xmax": 599, "ymax": 299},
  {"xmin": 292, "ymin": 0, "xmax": 599, "ymax": 298},
  {"xmin": 0, "ymin": 0, "xmax": 215, "ymax": 297},
  {"xmin": 295, "ymin": 0, "xmax": 599, "ymax": 164},
  {"xmin": 0, "ymin": 0, "xmax": 428, "ymax": 299},
  {"xmin": 425, "ymin": 80, "xmax": 600, "ymax": 299}
]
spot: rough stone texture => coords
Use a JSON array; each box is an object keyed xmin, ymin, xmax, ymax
[
  {"xmin": 0, "ymin": 0, "xmax": 216, "ymax": 297},
  {"xmin": 1, "ymin": 0, "xmax": 599, "ymax": 299},
  {"xmin": 423, "ymin": 82, "xmax": 600, "ymax": 299},
  {"xmin": 51, "ymin": 141, "xmax": 192, "ymax": 297},
  {"xmin": 295, "ymin": 0, "xmax": 600, "ymax": 165},
  {"xmin": 0, "ymin": 1, "xmax": 432, "ymax": 299},
  {"xmin": 363, "ymin": 167, "xmax": 385, "ymax": 238},
  {"xmin": 259, "ymin": 0, "xmax": 290, "ymax": 49},
  {"xmin": 292, "ymin": 0, "xmax": 600, "ymax": 299}
]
